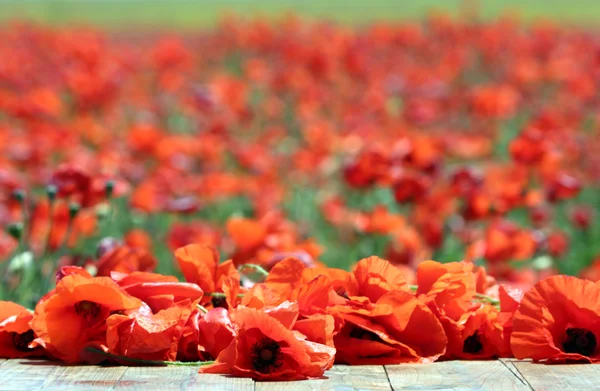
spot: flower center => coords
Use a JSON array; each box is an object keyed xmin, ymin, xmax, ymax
[
  {"xmin": 251, "ymin": 338, "xmax": 283, "ymax": 373},
  {"xmin": 260, "ymin": 349, "xmax": 273, "ymax": 361},
  {"xmin": 74, "ymin": 300, "xmax": 101, "ymax": 319},
  {"xmin": 335, "ymin": 287, "xmax": 349, "ymax": 299},
  {"xmin": 11, "ymin": 330, "xmax": 35, "ymax": 352},
  {"xmin": 463, "ymin": 331, "xmax": 483, "ymax": 354},
  {"xmin": 349, "ymin": 327, "xmax": 379, "ymax": 341},
  {"xmin": 211, "ymin": 296, "xmax": 227, "ymax": 309},
  {"xmin": 563, "ymin": 328, "xmax": 597, "ymax": 356}
]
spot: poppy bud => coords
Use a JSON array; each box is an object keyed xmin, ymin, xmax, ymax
[
  {"xmin": 546, "ymin": 173, "xmax": 581, "ymax": 203},
  {"xmin": 6, "ymin": 222, "xmax": 23, "ymax": 240},
  {"xmin": 569, "ymin": 206, "xmax": 593, "ymax": 230},
  {"xmin": 546, "ymin": 231, "xmax": 569, "ymax": 258},
  {"xmin": 105, "ymin": 180, "xmax": 115, "ymax": 198},
  {"xmin": 68, "ymin": 202, "xmax": 80, "ymax": 220},
  {"xmin": 529, "ymin": 206, "xmax": 551, "ymax": 227},
  {"xmin": 11, "ymin": 189, "xmax": 25, "ymax": 203},
  {"xmin": 46, "ymin": 184, "xmax": 58, "ymax": 203}
]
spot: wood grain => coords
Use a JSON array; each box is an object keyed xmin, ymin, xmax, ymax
[
  {"xmin": 513, "ymin": 361, "xmax": 600, "ymax": 391},
  {"xmin": 0, "ymin": 359, "xmax": 62, "ymax": 391},
  {"xmin": 40, "ymin": 365, "xmax": 127, "ymax": 390},
  {"xmin": 255, "ymin": 365, "xmax": 391, "ymax": 391},
  {"xmin": 7, "ymin": 359, "xmax": 600, "ymax": 391},
  {"xmin": 386, "ymin": 361, "xmax": 531, "ymax": 390},
  {"xmin": 188, "ymin": 370, "xmax": 255, "ymax": 391},
  {"xmin": 114, "ymin": 366, "xmax": 195, "ymax": 390},
  {"xmin": 499, "ymin": 359, "xmax": 531, "ymax": 387}
]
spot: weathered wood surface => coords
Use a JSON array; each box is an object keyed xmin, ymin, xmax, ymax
[
  {"xmin": 255, "ymin": 365, "xmax": 392, "ymax": 391},
  {"xmin": 510, "ymin": 360, "xmax": 599, "ymax": 391},
  {"xmin": 0, "ymin": 359, "xmax": 597, "ymax": 390},
  {"xmin": 387, "ymin": 360, "xmax": 532, "ymax": 390}
]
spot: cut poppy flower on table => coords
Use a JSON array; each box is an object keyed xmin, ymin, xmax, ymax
[{"xmin": 1, "ymin": 0, "xmax": 600, "ymax": 381}]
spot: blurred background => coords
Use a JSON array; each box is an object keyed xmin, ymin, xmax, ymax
[
  {"xmin": 4, "ymin": 0, "xmax": 600, "ymax": 28},
  {"xmin": 1, "ymin": 0, "xmax": 600, "ymax": 307}
]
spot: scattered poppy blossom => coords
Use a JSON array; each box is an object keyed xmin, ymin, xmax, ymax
[{"xmin": 511, "ymin": 276, "xmax": 600, "ymax": 363}]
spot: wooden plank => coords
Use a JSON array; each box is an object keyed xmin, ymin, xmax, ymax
[
  {"xmin": 188, "ymin": 372, "xmax": 255, "ymax": 391},
  {"xmin": 386, "ymin": 361, "xmax": 531, "ymax": 390},
  {"xmin": 499, "ymin": 359, "xmax": 531, "ymax": 387},
  {"xmin": 40, "ymin": 365, "xmax": 127, "ymax": 390},
  {"xmin": 114, "ymin": 366, "xmax": 195, "ymax": 390},
  {"xmin": 513, "ymin": 361, "xmax": 600, "ymax": 391},
  {"xmin": 0, "ymin": 359, "xmax": 60, "ymax": 391},
  {"xmin": 255, "ymin": 365, "xmax": 391, "ymax": 391}
]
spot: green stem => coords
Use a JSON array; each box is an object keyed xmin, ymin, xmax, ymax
[
  {"xmin": 42, "ymin": 217, "xmax": 74, "ymax": 294},
  {"xmin": 43, "ymin": 202, "xmax": 55, "ymax": 258},
  {"xmin": 474, "ymin": 292, "xmax": 500, "ymax": 306},
  {"xmin": 408, "ymin": 285, "xmax": 499, "ymax": 306},
  {"xmin": 238, "ymin": 263, "xmax": 269, "ymax": 277},
  {"xmin": 85, "ymin": 347, "xmax": 214, "ymax": 367},
  {"xmin": 205, "ymin": 292, "xmax": 244, "ymax": 298},
  {"xmin": 197, "ymin": 304, "xmax": 208, "ymax": 313},
  {"xmin": 18, "ymin": 198, "xmax": 30, "ymax": 252}
]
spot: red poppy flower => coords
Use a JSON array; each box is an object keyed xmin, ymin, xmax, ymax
[
  {"xmin": 96, "ymin": 245, "xmax": 157, "ymax": 277},
  {"xmin": 200, "ymin": 307, "xmax": 335, "ymax": 380},
  {"xmin": 106, "ymin": 299, "xmax": 194, "ymax": 362},
  {"xmin": 55, "ymin": 265, "xmax": 93, "ymax": 284},
  {"xmin": 166, "ymin": 222, "xmax": 220, "ymax": 251},
  {"xmin": 332, "ymin": 290, "xmax": 447, "ymax": 364},
  {"xmin": 352, "ymin": 256, "xmax": 409, "ymax": 302},
  {"xmin": 417, "ymin": 260, "xmax": 476, "ymax": 321},
  {"xmin": 0, "ymin": 301, "xmax": 43, "ymax": 358},
  {"xmin": 443, "ymin": 304, "xmax": 505, "ymax": 360},
  {"xmin": 196, "ymin": 308, "xmax": 237, "ymax": 361},
  {"xmin": 114, "ymin": 271, "xmax": 204, "ymax": 313},
  {"xmin": 497, "ymin": 285, "xmax": 524, "ymax": 356},
  {"xmin": 511, "ymin": 276, "xmax": 600, "ymax": 362},
  {"xmin": 49, "ymin": 165, "xmax": 91, "ymax": 205},
  {"xmin": 31, "ymin": 274, "xmax": 143, "ymax": 363},
  {"xmin": 174, "ymin": 244, "xmax": 240, "ymax": 306},
  {"xmin": 226, "ymin": 218, "xmax": 267, "ymax": 253}
]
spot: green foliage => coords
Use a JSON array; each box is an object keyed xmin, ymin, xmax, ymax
[{"xmin": 3, "ymin": 0, "xmax": 600, "ymax": 29}]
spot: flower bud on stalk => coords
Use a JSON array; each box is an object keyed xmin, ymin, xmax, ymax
[
  {"xmin": 46, "ymin": 184, "xmax": 58, "ymax": 203},
  {"xmin": 68, "ymin": 202, "xmax": 81, "ymax": 220},
  {"xmin": 6, "ymin": 222, "xmax": 24, "ymax": 241}
]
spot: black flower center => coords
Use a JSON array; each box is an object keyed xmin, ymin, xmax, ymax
[
  {"xmin": 11, "ymin": 330, "xmax": 35, "ymax": 352},
  {"xmin": 349, "ymin": 327, "xmax": 379, "ymax": 341},
  {"xmin": 335, "ymin": 287, "xmax": 349, "ymax": 299},
  {"xmin": 563, "ymin": 328, "xmax": 597, "ymax": 356},
  {"xmin": 463, "ymin": 331, "xmax": 483, "ymax": 354},
  {"xmin": 251, "ymin": 338, "xmax": 283, "ymax": 373},
  {"xmin": 211, "ymin": 296, "xmax": 227, "ymax": 309},
  {"xmin": 74, "ymin": 300, "xmax": 101, "ymax": 319}
]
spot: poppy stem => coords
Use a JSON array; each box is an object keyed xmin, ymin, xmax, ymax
[
  {"xmin": 205, "ymin": 292, "xmax": 245, "ymax": 298},
  {"xmin": 13, "ymin": 190, "xmax": 30, "ymax": 252},
  {"xmin": 473, "ymin": 292, "xmax": 500, "ymax": 306},
  {"xmin": 43, "ymin": 203, "xmax": 55, "ymax": 258},
  {"xmin": 85, "ymin": 347, "xmax": 215, "ymax": 367},
  {"xmin": 238, "ymin": 263, "xmax": 269, "ymax": 277},
  {"xmin": 408, "ymin": 284, "xmax": 499, "ymax": 306},
  {"xmin": 238, "ymin": 263, "xmax": 269, "ymax": 283},
  {"xmin": 43, "ymin": 185, "xmax": 57, "ymax": 257},
  {"xmin": 197, "ymin": 304, "xmax": 208, "ymax": 313}
]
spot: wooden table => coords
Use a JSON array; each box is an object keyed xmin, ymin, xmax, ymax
[{"xmin": 0, "ymin": 358, "xmax": 595, "ymax": 390}]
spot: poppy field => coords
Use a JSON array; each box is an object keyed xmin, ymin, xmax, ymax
[{"xmin": 1, "ymin": 8, "xmax": 600, "ymax": 380}]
